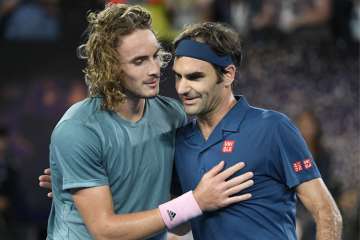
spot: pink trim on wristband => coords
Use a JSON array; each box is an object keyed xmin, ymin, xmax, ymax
[{"xmin": 159, "ymin": 191, "xmax": 203, "ymax": 229}]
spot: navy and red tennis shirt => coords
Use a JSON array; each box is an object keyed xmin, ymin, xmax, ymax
[{"xmin": 174, "ymin": 96, "xmax": 321, "ymax": 240}]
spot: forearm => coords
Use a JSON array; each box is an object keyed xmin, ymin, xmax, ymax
[
  {"xmin": 75, "ymin": 162, "xmax": 253, "ymax": 240},
  {"xmin": 74, "ymin": 186, "xmax": 166, "ymax": 240},
  {"xmin": 78, "ymin": 191, "xmax": 199, "ymax": 240},
  {"xmin": 315, "ymin": 204, "xmax": 343, "ymax": 240},
  {"xmin": 94, "ymin": 209, "xmax": 165, "ymax": 240},
  {"xmin": 296, "ymin": 179, "xmax": 342, "ymax": 240}
]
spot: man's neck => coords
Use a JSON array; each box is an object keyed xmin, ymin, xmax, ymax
[
  {"xmin": 115, "ymin": 96, "xmax": 146, "ymax": 123},
  {"xmin": 197, "ymin": 94, "xmax": 237, "ymax": 141}
]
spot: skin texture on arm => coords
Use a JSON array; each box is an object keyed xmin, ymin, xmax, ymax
[
  {"xmin": 43, "ymin": 161, "xmax": 253, "ymax": 240},
  {"xmin": 73, "ymin": 185, "xmax": 165, "ymax": 240},
  {"xmin": 296, "ymin": 178, "xmax": 342, "ymax": 240},
  {"xmin": 40, "ymin": 172, "xmax": 188, "ymax": 237}
]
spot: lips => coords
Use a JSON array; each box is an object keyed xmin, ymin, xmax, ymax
[
  {"xmin": 182, "ymin": 96, "xmax": 199, "ymax": 105},
  {"xmin": 144, "ymin": 78, "xmax": 159, "ymax": 88}
]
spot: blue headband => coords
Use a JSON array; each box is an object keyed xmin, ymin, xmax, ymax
[{"xmin": 175, "ymin": 39, "xmax": 233, "ymax": 68}]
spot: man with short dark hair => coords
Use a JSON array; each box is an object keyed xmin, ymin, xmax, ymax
[{"xmin": 172, "ymin": 22, "xmax": 342, "ymax": 240}]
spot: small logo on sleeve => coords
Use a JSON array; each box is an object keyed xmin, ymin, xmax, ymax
[
  {"xmin": 293, "ymin": 161, "xmax": 303, "ymax": 173},
  {"xmin": 303, "ymin": 158, "xmax": 313, "ymax": 169},
  {"xmin": 222, "ymin": 140, "xmax": 235, "ymax": 153},
  {"xmin": 293, "ymin": 158, "xmax": 314, "ymax": 173},
  {"xmin": 167, "ymin": 209, "xmax": 176, "ymax": 221}
]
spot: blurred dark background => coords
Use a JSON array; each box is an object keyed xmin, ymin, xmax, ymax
[{"xmin": 0, "ymin": 0, "xmax": 359, "ymax": 239}]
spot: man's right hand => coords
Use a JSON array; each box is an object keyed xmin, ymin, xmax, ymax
[
  {"xmin": 193, "ymin": 161, "xmax": 254, "ymax": 211},
  {"xmin": 38, "ymin": 168, "xmax": 53, "ymax": 198}
]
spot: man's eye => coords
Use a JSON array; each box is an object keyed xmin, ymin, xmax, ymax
[
  {"xmin": 187, "ymin": 76, "xmax": 202, "ymax": 81},
  {"xmin": 134, "ymin": 59, "xmax": 144, "ymax": 65}
]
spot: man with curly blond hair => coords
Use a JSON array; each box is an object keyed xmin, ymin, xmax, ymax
[{"xmin": 45, "ymin": 3, "xmax": 254, "ymax": 240}]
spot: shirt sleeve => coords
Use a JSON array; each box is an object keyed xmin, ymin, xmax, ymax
[
  {"xmin": 270, "ymin": 117, "xmax": 321, "ymax": 189},
  {"xmin": 50, "ymin": 120, "xmax": 108, "ymax": 191}
]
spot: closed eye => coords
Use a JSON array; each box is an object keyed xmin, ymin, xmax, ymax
[
  {"xmin": 131, "ymin": 47, "xmax": 161, "ymax": 66},
  {"xmin": 132, "ymin": 56, "xmax": 148, "ymax": 65},
  {"xmin": 172, "ymin": 71, "xmax": 205, "ymax": 81},
  {"xmin": 185, "ymin": 72, "xmax": 205, "ymax": 81}
]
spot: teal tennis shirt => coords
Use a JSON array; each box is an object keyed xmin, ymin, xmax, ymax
[{"xmin": 47, "ymin": 96, "xmax": 186, "ymax": 240}]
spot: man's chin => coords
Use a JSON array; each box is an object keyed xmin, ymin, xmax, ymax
[
  {"xmin": 125, "ymin": 89, "xmax": 159, "ymax": 100},
  {"xmin": 142, "ymin": 89, "xmax": 159, "ymax": 99},
  {"xmin": 183, "ymin": 106, "xmax": 200, "ymax": 116}
]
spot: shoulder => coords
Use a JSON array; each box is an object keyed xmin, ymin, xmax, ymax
[
  {"xmin": 51, "ymin": 119, "xmax": 100, "ymax": 145},
  {"xmin": 249, "ymin": 108, "xmax": 303, "ymax": 144},
  {"xmin": 151, "ymin": 96, "xmax": 184, "ymax": 114},
  {"xmin": 249, "ymin": 106, "xmax": 288, "ymax": 122},
  {"xmin": 246, "ymin": 106, "xmax": 291, "ymax": 129},
  {"xmin": 58, "ymin": 97, "xmax": 104, "ymax": 124},
  {"xmin": 149, "ymin": 96, "xmax": 187, "ymax": 128},
  {"xmin": 52, "ymin": 98, "xmax": 104, "ymax": 144}
]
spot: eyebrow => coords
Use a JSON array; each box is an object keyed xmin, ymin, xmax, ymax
[
  {"xmin": 130, "ymin": 47, "xmax": 161, "ymax": 62},
  {"xmin": 173, "ymin": 70, "xmax": 206, "ymax": 79}
]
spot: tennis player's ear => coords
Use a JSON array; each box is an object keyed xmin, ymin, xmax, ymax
[{"xmin": 223, "ymin": 64, "xmax": 236, "ymax": 87}]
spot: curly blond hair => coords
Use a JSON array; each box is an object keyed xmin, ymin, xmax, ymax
[{"xmin": 80, "ymin": 4, "xmax": 153, "ymax": 111}]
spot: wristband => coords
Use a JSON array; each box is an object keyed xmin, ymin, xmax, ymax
[{"xmin": 159, "ymin": 191, "xmax": 203, "ymax": 229}]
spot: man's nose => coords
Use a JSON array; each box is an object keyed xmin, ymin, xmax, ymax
[
  {"xmin": 176, "ymin": 78, "xmax": 189, "ymax": 95},
  {"xmin": 148, "ymin": 57, "xmax": 160, "ymax": 77}
]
